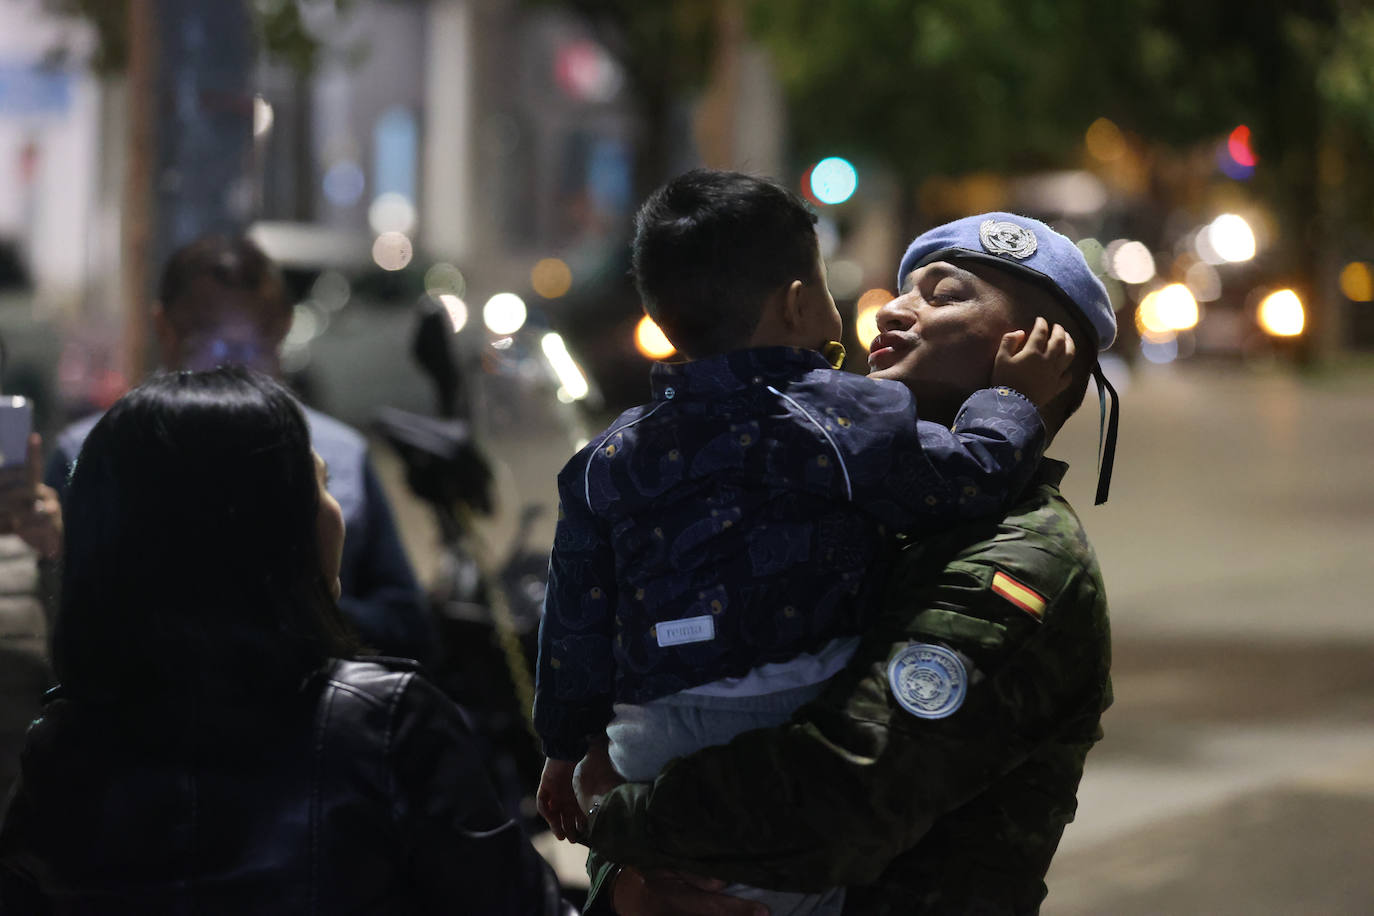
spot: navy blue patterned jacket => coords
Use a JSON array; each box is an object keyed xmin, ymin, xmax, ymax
[{"xmin": 533, "ymin": 347, "xmax": 1044, "ymax": 760}]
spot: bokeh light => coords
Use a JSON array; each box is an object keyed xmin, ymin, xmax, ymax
[
  {"xmin": 483, "ymin": 292, "xmax": 527, "ymax": 335},
  {"xmin": 854, "ymin": 289, "xmax": 894, "ymax": 351},
  {"xmin": 1206, "ymin": 214, "xmax": 1256, "ymax": 262},
  {"xmin": 1085, "ymin": 118, "xmax": 1126, "ymax": 162},
  {"xmin": 371, "ymin": 232, "xmax": 413, "ymax": 271},
  {"xmin": 541, "ymin": 332, "xmax": 590, "ymax": 401},
  {"xmin": 1108, "ymin": 240, "xmax": 1156, "ymax": 284},
  {"xmin": 1140, "ymin": 335, "xmax": 1179, "ymax": 364},
  {"xmin": 311, "ymin": 270, "xmax": 351, "ymax": 311},
  {"xmin": 437, "ymin": 293, "xmax": 468, "ymax": 333},
  {"xmin": 1258, "ymin": 289, "xmax": 1304, "ymax": 337},
  {"xmin": 425, "ymin": 262, "xmax": 467, "ymax": 298},
  {"xmin": 827, "ymin": 259, "xmax": 864, "ymax": 299},
  {"xmin": 1217, "ymin": 125, "xmax": 1257, "ymax": 180},
  {"xmin": 856, "ymin": 288, "xmax": 894, "ymax": 312},
  {"xmin": 253, "ymin": 95, "xmax": 274, "ymax": 139},
  {"xmin": 1339, "ymin": 261, "xmax": 1374, "ymax": 302},
  {"xmin": 368, "ymin": 192, "xmax": 417, "ymax": 235},
  {"xmin": 1227, "ymin": 125, "xmax": 1257, "ymax": 168},
  {"xmin": 1076, "ymin": 237, "xmax": 1106, "ymax": 275},
  {"xmin": 634, "ymin": 314, "xmax": 676, "ymax": 359},
  {"xmin": 1184, "ymin": 261, "xmax": 1222, "ymax": 302},
  {"xmin": 810, "ymin": 157, "xmax": 858, "ymax": 205},
  {"xmin": 855, "ymin": 305, "xmax": 882, "ymax": 352},
  {"xmin": 531, "ymin": 258, "xmax": 573, "ymax": 299},
  {"xmin": 323, "ymin": 160, "xmax": 365, "ymax": 207},
  {"xmin": 554, "ymin": 39, "xmax": 624, "ymax": 103},
  {"xmin": 284, "ymin": 303, "xmax": 324, "ymax": 352},
  {"xmin": 1136, "ymin": 283, "xmax": 1199, "ymax": 340}
]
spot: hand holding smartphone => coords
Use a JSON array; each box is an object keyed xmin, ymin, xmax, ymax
[
  {"xmin": 0, "ymin": 399, "xmax": 63, "ymax": 559},
  {"xmin": 0, "ymin": 396, "xmax": 32, "ymax": 470}
]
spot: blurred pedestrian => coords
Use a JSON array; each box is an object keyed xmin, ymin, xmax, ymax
[
  {"xmin": 577, "ymin": 213, "xmax": 1120, "ymax": 916},
  {"xmin": 0, "ymin": 322, "xmax": 61, "ymax": 802},
  {"xmin": 0, "ymin": 367, "xmax": 570, "ymax": 914},
  {"xmin": 0, "ymin": 432, "xmax": 57, "ymax": 803},
  {"xmin": 44, "ymin": 235, "xmax": 434, "ymax": 662}
]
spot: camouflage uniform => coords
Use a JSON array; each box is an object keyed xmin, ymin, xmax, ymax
[{"xmin": 583, "ymin": 459, "xmax": 1112, "ymax": 915}]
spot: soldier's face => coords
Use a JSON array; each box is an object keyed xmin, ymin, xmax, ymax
[{"xmin": 867, "ymin": 260, "xmax": 1025, "ymax": 426}]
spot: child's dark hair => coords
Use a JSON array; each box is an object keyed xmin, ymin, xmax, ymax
[{"xmin": 631, "ymin": 169, "xmax": 820, "ymax": 358}]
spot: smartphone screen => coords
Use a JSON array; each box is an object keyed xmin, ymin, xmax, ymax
[{"xmin": 0, "ymin": 397, "xmax": 33, "ymax": 470}]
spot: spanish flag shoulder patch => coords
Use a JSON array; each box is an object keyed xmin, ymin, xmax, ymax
[{"xmin": 991, "ymin": 570, "xmax": 1046, "ymax": 620}]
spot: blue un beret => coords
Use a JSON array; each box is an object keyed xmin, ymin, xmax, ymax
[{"xmin": 896, "ymin": 212, "xmax": 1117, "ymax": 351}]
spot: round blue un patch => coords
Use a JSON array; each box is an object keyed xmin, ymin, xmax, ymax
[{"xmin": 887, "ymin": 642, "xmax": 967, "ymax": 719}]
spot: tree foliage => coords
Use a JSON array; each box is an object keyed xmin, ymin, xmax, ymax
[{"xmin": 748, "ymin": 0, "xmax": 1374, "ymax": 224}]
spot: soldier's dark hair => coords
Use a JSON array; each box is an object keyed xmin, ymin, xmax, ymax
[
  {"xmin": 631, "ymin": 169, "xmax": 820, "ymax": 358},
  {"xmin": 158, "ymin": 235, "xmax": 288, "ymax": 324}
]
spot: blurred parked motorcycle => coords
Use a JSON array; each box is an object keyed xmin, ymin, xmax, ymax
[{"xmin": 373, "ymin": 297, "xmax": 553, "ymax": 825}]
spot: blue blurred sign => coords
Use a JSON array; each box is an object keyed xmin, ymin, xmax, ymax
[
  {"xmin": 0, "ymin": 63, "xmax": 72, "ymax": 117},
  {"xmin": 373, "ymin": 106, "xmax": 418, "ymax": 201}
]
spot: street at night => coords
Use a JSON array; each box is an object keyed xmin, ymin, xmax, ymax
[{"xmin": 5, "ymin": 0, "xmax": 1374, "ymax": 911}]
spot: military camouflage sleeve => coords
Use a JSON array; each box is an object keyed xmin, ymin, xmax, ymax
[{"xmin": 582, "ymin": 496, "xmax": 1110, "ymax": 892}]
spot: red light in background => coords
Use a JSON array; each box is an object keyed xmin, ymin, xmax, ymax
[{"xmin": 1228, "ymin": 125, "xmax": 1257, "ymax": 168}]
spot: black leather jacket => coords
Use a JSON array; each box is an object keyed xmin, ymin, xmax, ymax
[{"xmin": 0, "ymin": 658, "xmax": 569, "ymax": 915}]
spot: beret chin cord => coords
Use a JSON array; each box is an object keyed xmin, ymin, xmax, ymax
[{"xmin": 1092, "ymin": 364, "xmax": 1119, "ymax": 506}]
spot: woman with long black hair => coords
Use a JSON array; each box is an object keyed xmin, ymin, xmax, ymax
[{"xmin": 0, "ymin": 367, "xmax": 568, "ymax": 914}]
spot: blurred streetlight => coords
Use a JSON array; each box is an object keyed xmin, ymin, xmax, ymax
[
  {"xmin": 1339, "ymin": 262, "xmax": 1374, "ymax": 302},
  {"xmin": 541, "ymin": 332, "xmax": 590, "ymax": 401},
  {"xmin": 425, "ymin": 262, "xmax": 466, "ymax": 298},
  {"xmin": 1204, "ymin": 214, "xmax": 1256, "ymax": 263},
  {"xmin": 1258, "ymin": 289, "xmax": 1305, "ymax": 337},
  {"xmin": 371, "ymin": 232, "xmax": 413, "ymax": 271},
  {"xmin": 1136, "ymin": 283, "xmax": 1199, "ymax": 339},
  {"xmin": 253, "ymin": 95, "xmax": 274, "ymax": 139},
  {"xmin": 1227, "ymin": 125, "xmax": 1258, "ymax": 167},
  {"xmin": 1218, "ymin": 125, "xmax": 1258, "ymax": 180},
  {"xmin": 484, "ymin": 293, "xmax": 527, "ymax": 335},
  {"xmin": 368, "ymin": 192, "xmax": 417, "ymax": 235},
  {"xmin": 809, "ymin": 157, "xmax": 858, "ymax": 205},
  {"xmin": 1108, "ymin": 240, "xmax": 1156, "ymax": 284},
  {"xmin": 531, "ymin": 258, "xmax": 573, "ymax": 299},
  {"xmin": 854, "ymin": 288, "xmax": 893, "ymax": 350},
  {"xmin": 1085, "ymin": 118, "xmax": 1126, "ymax": 162},
  {"xmin": 1184, "ymin": 262, "xmax": 1222, "ymax": 302},
  {"xmin": 634, "ymin": 315, "xmax": 676, "ymax": 359},
  {"xmin": 437, "ymin": 294, "xmax": 468, "ymax": 333}
]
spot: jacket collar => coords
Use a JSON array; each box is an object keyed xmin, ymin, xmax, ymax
[{"xmin": 650, "ymin": 347, "xmax": 829, "ymax": 400}]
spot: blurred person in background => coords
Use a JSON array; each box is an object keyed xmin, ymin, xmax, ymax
[
  {"xmin": 42, "ymin": 235, "xmax": 434, "ymax": 662},
  {"xmin": 0, "ymin": 367, "xmax": 569, "ymax": 914},
  {"xmin": 0, "ymin": 430, "xmax": 60, "ymax": 803},
  {"xmin": 575, "ymin": 214, "xmax": 1119, "ymax": 916}
]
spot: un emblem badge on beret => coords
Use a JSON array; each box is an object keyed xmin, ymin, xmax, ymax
[
  {"xmin": 887, "ymin": 642, "xmax": 967, "ymax": 719},
  {"xmin": 979, "ymin": 219, "xmax": 1038, "ymax": 260}
]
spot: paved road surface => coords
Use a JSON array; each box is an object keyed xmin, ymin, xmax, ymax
[{"xmin": 1044, "ymin": 360, "xmax": 1374, "ymax": 914}]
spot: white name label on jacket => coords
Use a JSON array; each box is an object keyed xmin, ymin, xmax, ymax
[{"xmin": 656, "ymin": 614, "xmax": 715, "ymax": 647}]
